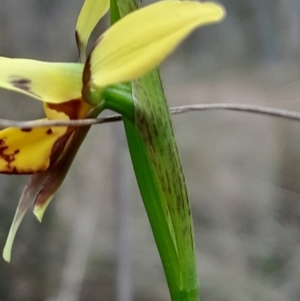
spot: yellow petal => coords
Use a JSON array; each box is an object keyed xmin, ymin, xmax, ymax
[
  {"xmin": 86, "ymin": 0, "xmax": 225, "ymax": 87},
  {"xmin": 3, "ymin": 173, "xmax": 49, "ymax": 262},
  {"xmin": 0, "ymin": 57, "xmax": 83, "ymax": 103},
  {"xmin": 0, "ymin": 122, "xmax": 68, "ymax": 174},
  {"xmin": 76, "ymin": 0, "xmax": 110, "ymax": 62}
]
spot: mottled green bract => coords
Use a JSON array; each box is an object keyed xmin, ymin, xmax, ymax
[{"xmin": 112, "ymin": 0, "xmax": 199, "ymax": 300}]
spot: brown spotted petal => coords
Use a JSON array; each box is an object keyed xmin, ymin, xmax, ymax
[{"xmin": 0, "ymin": 121, "xmax": 70, "ymax": 174}]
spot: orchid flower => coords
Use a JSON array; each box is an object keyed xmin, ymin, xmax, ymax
[{"xmin": 1, "ymin": 0, "xmax": 225, "ymax": 262}]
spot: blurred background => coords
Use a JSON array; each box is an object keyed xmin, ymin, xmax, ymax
[{"xmin": 0, "ymin": 0, "xmax": 300, "ymax": 300}]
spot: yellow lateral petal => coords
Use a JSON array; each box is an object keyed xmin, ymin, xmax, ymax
[
  {"xmin": 86, "ymin": 0, "xmax": 225, "ymax": 87},
  {"xmin": 3, "ymin": 173, "xmax": 49, "ymax": 262},
  {"xmin": 76, "ymin": 0, "xmax": 110, "ymax": 62},
  {"xmin": 0, "ymin": 58, "xmax": 83, "ymax": 103},
  {"xmin": 0, "ymin": 122, "xmax": 68, "ymax": 174}
]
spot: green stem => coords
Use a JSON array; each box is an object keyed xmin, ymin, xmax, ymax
[{"xmin": 101, "ymin": 85, "xmax": 134, "ymax": 120}]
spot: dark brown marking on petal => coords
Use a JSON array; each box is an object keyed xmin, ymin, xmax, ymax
[
  {"xmin": 9, "ymin": 76, "xmax": 40, "ymax": 98},
  {"xmin": 75, "ymin": 30, "xmax": 81, "ymax": 49},
  {"xmin": 0, "ymin": 138, "xmax": 6, "ymax": 146},
  {"xmin": 81, "ymin": 55, "xmax": 92, "ymax": 103},
  {"xmin": 0, "ymin": 140, "xmax": 43, "ymax": 174},
  {"xmin": 76, "ymin": 30, "xmax": 87, "ymax": 63},
  {"xmin": 0, "ymin": 137, "xmax": 19, "ymax": 172},
  {"xmin": 21, "ymin": 128, "xmax": 32, "ymax": 132},
  {"xmin": 46, "ymin": 99, "xmax": 82, "ymax": 120},
  {"xmin": 75, "ymin": 31, "xmax": 83, "ymax": 55},
  {"xmin": 82, "ymin": 55, "xmax": 91, "ymax": 85},
  {"xmin": 46, "ymin": 129, "xmax": 52, "ymax": 135},
  {"xmin": 0, "ymin": 138, "xmax": 42, "ymax": 174},
  {"xmin": 2, "ymin": 166, "xmax": 40, "ymax": 175},
  {"xmin": 10, "ymin": 77, "xmax": 31, "ymax": 91},
  {"xmin": 49, "ymin": 132, "xmax": 73, "ymax": 166}
]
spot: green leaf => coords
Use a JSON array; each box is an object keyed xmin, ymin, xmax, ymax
[{"xmin": 112, "ymin": 0, "xmax": 199, "ymax": 300}]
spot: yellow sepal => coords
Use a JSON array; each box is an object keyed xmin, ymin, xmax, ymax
[
  {"xmin": 86, "ymin": 1, "xmax": 225, "ymax": 87},
  {"xmin": 76, "ymin": 0, "xmax": 110, "ymax": 61},
  {"xmin": 0, "ymin": 58, "xmax": 83, "ymax": 104}
]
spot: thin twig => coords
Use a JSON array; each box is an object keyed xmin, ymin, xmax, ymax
[
  {"xmin": 0, "ymin": 115, "xmax": 122, "ymax": 129},
  {"xmin": 1, "ymin": 103, "xmax": 300, "ymax": 129},
  {"xmin": 170, "ymin": 103, "xmax": 300, "ymax": 120}
]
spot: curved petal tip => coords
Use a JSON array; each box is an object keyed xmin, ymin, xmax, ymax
[{"xmin": 33, "ymin": 195, "xmax": 54, "ymax": 223}]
